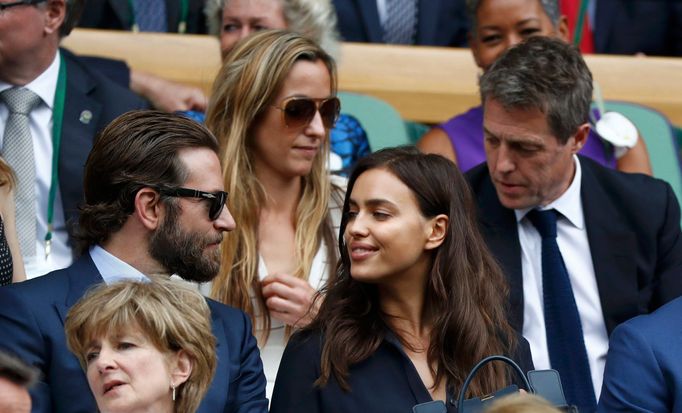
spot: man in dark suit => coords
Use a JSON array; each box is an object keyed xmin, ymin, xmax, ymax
[
  {"xmin": 0, "ymin": 0, "xmax": 146, "ymax": 278},
  {"xmin": 593, "ymin": 0, "xmax": 682, "ymax": 56},
  {"xmin": 332, "ymin": 0, "xmax": 469, "ymax": 46},
  {"xmin": 598, "ymin": 295, "xmax": 682, "ymax": 412},
  {"xmin": 0, "ymin": 110, "xmax": 268, "ymax": 413},
  {"xmin": 466, "ymin": 37, "xmax": 682, "ymax": 412},
  {"xmin": 77, "ymin": 0, "xmax": 208, "ymax": 34}
]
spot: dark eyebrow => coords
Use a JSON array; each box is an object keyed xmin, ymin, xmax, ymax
[
  {"xmin": 479, "ymin": 17, "xmax": 542, "ymax": 31},
  {"xmin": 516, "ymin": 18, "xmax": 543, "ymax": 26},
  {"xmin": 348, "ymin": 198, "xmax": 397, "ymax": 209}
]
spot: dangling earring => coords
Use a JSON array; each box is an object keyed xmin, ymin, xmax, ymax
[{"xmin": 171, "ymin": 382, "xmax": 176, "ymax": 401}]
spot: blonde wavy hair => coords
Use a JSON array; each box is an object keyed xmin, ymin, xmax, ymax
[
  {"xmin": 0, "ymin": 158, "xmax": 15, "ymax": 189},
  {"xmin": 64, "ymin": 278, "xmax": 216, "ymax": 413},
  {"xmin": 205, "ymin": 30, "xmax": 339, "ymax": 342},
  {"xmin": 485, "ymin": 394, "xmax": 562, "ymax": 413},
  {"xmin": 205, "ymin": 0, "xmax": 340, "ymax": 58}
]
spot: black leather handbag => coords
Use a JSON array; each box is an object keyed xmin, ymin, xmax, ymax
[
  {"xmin": 457, "ymin": 355, "xmax": 578, "ymax": 413},
  {"xmin": 412, "ymin": 355, "xmax": 578, "ymax": 413}
]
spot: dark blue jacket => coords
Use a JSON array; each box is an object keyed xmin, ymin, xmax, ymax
[{"xmin": 0, "ymin": 253, "xmax": 268, "ymax": 413}]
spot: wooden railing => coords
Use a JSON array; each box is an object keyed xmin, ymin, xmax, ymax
[{"xmin": 62, "ymin": 29, "xmax": 682, "ymax": 126}]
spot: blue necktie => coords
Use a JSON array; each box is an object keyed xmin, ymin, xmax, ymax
[
  {"xmin": 383, "ymin": 0, "xmax": 418, "ymax": 44},
  {"xmin": 527, "ymin": 209, "xmax": 596, "ymax": 412},
  {"xmin": 133, "ymin": 0, "xmax": 167, "ymax": 32}
]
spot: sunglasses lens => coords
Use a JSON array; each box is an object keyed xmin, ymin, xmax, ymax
[
  {"xmin": 284, "ymin": 99, "xmax": 316, "ymax": 128},
  {"xmin": 209, "ymin": 193, "xmax": 227, "ymax": 220},
  {"xmin": 319, "ymin": 98, "xmax": 340, "ymax": 129}
]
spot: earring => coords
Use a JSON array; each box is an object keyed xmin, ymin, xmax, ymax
[{"xmin": 171, "ymin": 383, "xmax": 176, "ymax": 401}]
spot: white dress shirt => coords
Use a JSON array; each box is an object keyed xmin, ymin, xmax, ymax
[
  {"xmin": 89, "ymin": 245, "xmax": 149, "ymax": 285},
  {"xmin": 0, "ymin": 51, "xmax": 72, "ymax": 278},
  {"xmin": 376, "ymin": 0, "xmax": 387, "ymax": 26},
  {"xmin": 515, "ymin": 156, "xmax": 609, "ymax": 398}
]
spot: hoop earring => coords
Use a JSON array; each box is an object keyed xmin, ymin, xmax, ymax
[{"xmin": 171, "ymin": 383, "xmax": 176, "ymax": 401}]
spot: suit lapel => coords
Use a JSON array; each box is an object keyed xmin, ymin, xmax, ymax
[
  {"xmin": 476, "ymin": 172, "xmax": 525, "ymax": 331},
  {"xmin": 108, "ymin": 0, "xmax": 133, "ymax": 30},
  {"xmin": 355, "ymin": 0, "xmax": 384, "ymax": 42},
  {"xmin": 198, "ymin": 301, "xmax": 230, "ymax": 412},
  {"xmin": 55, "ymin": 253, "xmax": 104, "ymax": 325},
  {"xmin": 59, "ymin": 50, "xmax": 103, "ymax": 229},
  {"xmin": 580, "ymin": 158, "xmax": 638, "ymax": 334}
]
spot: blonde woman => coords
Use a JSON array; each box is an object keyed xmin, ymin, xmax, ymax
[
  {"xmin": 65, "ymin": 278, "xmax": 217, "ymax": 413},
  {"xmin": 201, "ymin": 0, "xmax": 369, "ymax": 176},
  {"xmin": 205, "ymin": 30, "xmax": 345, "ymax": 397},
  {"xmin": 0, "ymin": 158, "xmax": 24, "ymax": 284}
]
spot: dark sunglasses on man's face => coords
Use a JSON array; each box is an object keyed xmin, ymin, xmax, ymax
[
  {"xmin": 273, "ymin": 96, "xmax": 341, "ymax": 130},
  {"xmin": 159, "ymin": 187, "xmax": 228, "ymax": 221}
]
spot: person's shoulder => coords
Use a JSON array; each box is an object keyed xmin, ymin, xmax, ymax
[
  {"xmin": 616, "ymin": 296, "xmax": 682, "ymax": 337},
  {"xmin": 281, "ymin": 328, "xmax": 324, "ymax": 365},
  {"xmin": 1, "ymin": 266, "xmax": 71, "ymax": 298},
  {"xmin": 581, "ymin": 155, "xmax": 668, "ymax": 190},
  {"xmin": 61, "ymin": 49, "xmax": 147, "ymax": 108},
  {"xmin": 0, "ymin": 268, "xmax": 73, "ymax": 321},
  {"xmin": 204, "ymin": 297, "xmax": 250, "ymax": 324},
  {"xmin": 580, "ymin": 155, "xmax": 673, "ymax": 206}
]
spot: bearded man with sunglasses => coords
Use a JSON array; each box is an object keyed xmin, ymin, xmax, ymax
[{"xmin": 0, "ymin": 110, "xmax": 268, "ymax": 413}]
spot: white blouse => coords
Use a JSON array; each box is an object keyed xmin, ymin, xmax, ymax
[{"xmin": 254, "ymin": 175, "xmax": 345, "ymax": 400}]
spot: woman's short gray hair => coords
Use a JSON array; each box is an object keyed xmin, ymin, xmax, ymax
[{"xmin": 205, "ymin": 0, "xmax": 340, "ymax": 57}]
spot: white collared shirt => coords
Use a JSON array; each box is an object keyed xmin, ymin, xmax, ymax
[
  {"xmin": 376, "ymin": 0, "xmax": 387, "ymax": 26},
  {"xmin": 515, "ymin": 156, "xmax": 609, "ymax": 398},
  {"xmin": 0, "ymin": 51, "xmax": 72, "ymax": 278},
  {"xmin": 89, "ymin": 245, "xmax": 149, "ymax": 285}
]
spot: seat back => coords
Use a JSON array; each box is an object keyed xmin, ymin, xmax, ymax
[
  {"xmin": 603, "ymin": 101, "xmax": 682, "ymax": 215},
  {"xmin": 338, "ymin": 92, "xmax": 410, "ymax": 151}
]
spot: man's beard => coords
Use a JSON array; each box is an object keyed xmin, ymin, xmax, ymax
[{"xmin": 149, "ymin": 203, "xmax": 223, "ymax": 283}]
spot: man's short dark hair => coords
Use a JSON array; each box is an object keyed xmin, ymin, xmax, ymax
[
  {"xmin": 479, "ymin": 36, "xmax": 593, "ymax": 144},
  {"xmin": 0, "ymin": 351, "xmax": 39, "ymax": 388},
  {"xmin": 74, "ymin": 110, "xmax": 220, "ymax": 253},
  {"xmin": 61, "ymin": 0, "xmax": 85, "ymax": 37}
]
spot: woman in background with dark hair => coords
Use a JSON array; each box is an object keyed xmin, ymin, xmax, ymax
[
  {"xmin": 270, "ymin": 147, "xmax": 532, "ymax": 412},
  {"xmin": 0, "ymin": 158, "xmax": 24, "ymax": 284}
]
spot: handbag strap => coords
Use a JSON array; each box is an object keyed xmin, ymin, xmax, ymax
[{"xmin": 457, "ymin": 355, "xmax": 531, "ymax": 411}]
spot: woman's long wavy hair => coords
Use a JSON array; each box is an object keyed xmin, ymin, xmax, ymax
[
  {"xmin": 205, "ymin": 30, "xmax": 339, "ymax": 342},
  {"xmin": 308, "ymin": 147, "xmax": 516, "ymax": 397}
]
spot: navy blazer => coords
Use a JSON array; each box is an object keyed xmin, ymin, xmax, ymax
[
  {"xmin": 0, "ymin": 253, "xmax": 268, "ymax": 413},
  {"xmin": 598, "ymin": 296, "xmax": 682, "ymax": 412},
  {"xmin": 332, "ymin": 0, "xmax": 469, "ymax": 47},
  {"xmin": 59, "ymin": 49, "xmax": 147, "ymax": 237},
  {"xmin": 466, "ymin": 156, "xmax": 682, "ymax": 335},
  {"xmin": 77, "ymin": 0, "xmax": 208, "ymax": 34},
  {"xmin": 593, "ymin": 0, "xmax": 682, "ymax": 56}
]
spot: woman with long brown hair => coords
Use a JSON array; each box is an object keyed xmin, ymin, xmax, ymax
[{"xmin": 270, "ymin": 147, "xmax": 532, "ymax": 412}]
